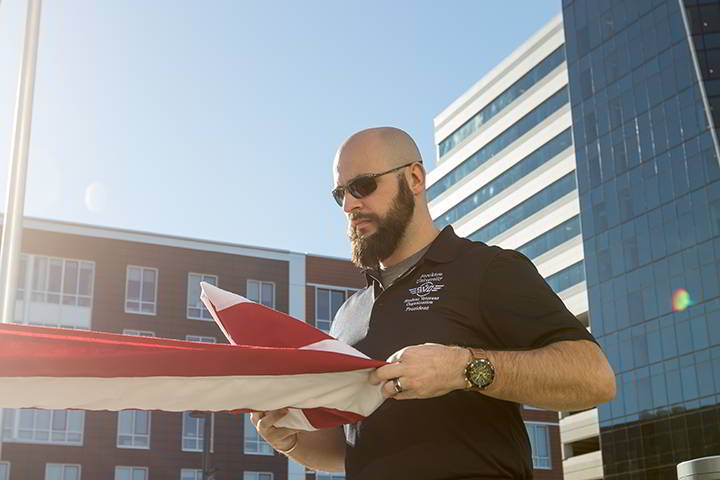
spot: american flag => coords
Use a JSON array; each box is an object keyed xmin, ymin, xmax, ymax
[{"xmin": 0, "ymin": 282, "xmax": 385, "ymax": 430}]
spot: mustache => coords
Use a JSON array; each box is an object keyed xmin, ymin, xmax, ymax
[{"xmin": 348, "ymin": 212, "xmax": 379, "ymax": 222}]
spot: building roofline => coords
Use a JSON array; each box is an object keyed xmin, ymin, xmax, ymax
[
  {"xmin": 0, "ymin": 213, "xmax": 352, "ymax": 262},
  {"xmin": 433, "ymin": 13, "xmax": 563, "ymax": 131}
]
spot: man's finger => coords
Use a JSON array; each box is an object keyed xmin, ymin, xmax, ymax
[
  {"xmin": 392, "ymin": 390, "xmax": 414, "ymax": 400},
  {"xmin": 381, "ymin": 379, "xmax": 400, "ymax": 398},
  {"xmin": 255, "ymin": 409, "xmax": 288, "ymax": 432},
  {"xmin": 387, "ymin": 347, "xmax": 408, "ymax": 363},
  {"xmin": 370, "ymin": 363, "xmax": 404, "ymax": 383}
]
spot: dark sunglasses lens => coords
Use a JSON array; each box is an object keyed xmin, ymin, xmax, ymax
[
  {"xmin": 348, "ymin": 177, "xmax": 378, "ymax": 198},
  {"xmin": 331, "ymin": 188, "xmax": 345, "ymax": 206}
]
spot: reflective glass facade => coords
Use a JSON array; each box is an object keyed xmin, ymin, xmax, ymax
[
  {"xmin": 685, "ymin": 1, "xmax": 720, "ymax": 129},
  {"xmin": 516, "ymin": 215, "xmax": 582, "ymax": 260},
  {"xmin": 467, "ymin": 172, "xmax": 577, "ymax": 243},
  {"xmin": 563, "ymin": 0, "xmax": 720, "ymax": 478},
  {"xmin": 435, "ymin": 129, "xmax": 573, "ymax": 229},
  {"xmin": 428, "ymin": 87, "xmax": 570, "ymax": 202},
  {"xmin": 438, "ymin": 46, "xmax": 567, "ymax": 158},
  {"xmin": 546, "ymin": 260, "xmax": 586, "ymax": 294}
]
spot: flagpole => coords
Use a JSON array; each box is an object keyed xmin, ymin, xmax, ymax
[{"xmin": 0, "ymin": 0, "xmax": 43, "ymax": 462}]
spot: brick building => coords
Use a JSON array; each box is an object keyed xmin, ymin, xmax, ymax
[{"xmin": 0, "ymin": 216, "xmax": 563, "ymax": 479}]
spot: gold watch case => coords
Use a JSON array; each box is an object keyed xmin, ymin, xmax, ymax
[{"xmin": 465, "ymin": 357, "xmax": 495, "ymax": 390}]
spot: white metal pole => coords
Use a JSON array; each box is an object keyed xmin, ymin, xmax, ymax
[
  {"xmin": 0, "ymin": 0, "xmax": 43, "ymax": 462},
  {"xmin": 0, "ymin": 0, "xmax": 42, "ymax": 323}
]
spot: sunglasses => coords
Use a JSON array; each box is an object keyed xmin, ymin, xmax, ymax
[{"xmin": 331, "ymin": 162, "xmax": 418, "ymax": 207}]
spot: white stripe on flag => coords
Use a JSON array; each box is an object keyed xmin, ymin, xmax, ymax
[{"xmin": 0, "ymin": 368, "xmax": 384, "ymax": 430}]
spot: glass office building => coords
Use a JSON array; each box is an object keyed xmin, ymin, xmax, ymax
[
  {"xmin": 428, "ymin": 16, "xmax": 600, "ymax": 479},
  {"xmin": 562, "ymin": 0, "xmax": 720, "ymax": 479}
]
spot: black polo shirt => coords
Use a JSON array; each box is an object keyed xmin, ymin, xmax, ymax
[{"xmin": 330, "ymin": 226, "xmax": 597, "ymax": 480}]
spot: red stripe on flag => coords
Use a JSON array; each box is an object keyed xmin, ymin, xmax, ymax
[
  {"xmin": 0, "ymin": 324, "xmax": 384, "ymax": 378},
  {"xmin": 214, "ymin": 301, "xmax": 332, "ymax": 347}
]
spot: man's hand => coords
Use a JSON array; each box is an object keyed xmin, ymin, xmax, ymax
[
  {"xmin": 250, "ymin": 409, "xmax": 302, "ymax": 453},
  {"xmin": 368, "ymin": 343, "xmax": 471, "ymax": 400}
]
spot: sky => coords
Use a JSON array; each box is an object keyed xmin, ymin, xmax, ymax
[{"xmin": 0, "ymin": 1, "xmax": 561, "ymax": 259}]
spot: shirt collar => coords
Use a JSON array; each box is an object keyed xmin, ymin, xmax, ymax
[
  {"xmin": 422, "ymin": 225, "xmax": 465, "ymax": 264},
  {"xmin": 362, "ymin": 225, "xmax": 464, "ymax": 286}
]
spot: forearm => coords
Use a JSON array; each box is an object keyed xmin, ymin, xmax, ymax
[
  {"xmin": 479, "ymin": 340, "xmax": 616, "ymax": 411},
  {"xmin": 284, "ymin": 427, "xmax": 346, "ymax": 473}
]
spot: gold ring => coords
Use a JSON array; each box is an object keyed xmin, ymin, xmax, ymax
[{"xmin": 393, "ymin": 378, "xmax": 403, "ymax": 394}]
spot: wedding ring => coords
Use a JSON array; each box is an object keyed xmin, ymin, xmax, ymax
[{"xmin": 393, "ymin": 378, "xmax": 403, "ymax": 394}]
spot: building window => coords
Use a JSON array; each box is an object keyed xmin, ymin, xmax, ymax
[
  {"xmin": 429, "ymin": 86, "xmax": 569, "ymax": 202},
  {"xmin": 2, "ymin": 409, "xmax": 84, "ymax": 445},
  {"xmin": 243, "ymin": 413, "xmax": 273, "ymax": 455},
  {"xmin": 180, "ymin": 469, "xmax": 202, "ymax": 480},
  {"xmin": 247, "ymin": 280, "xmax": 274, "ymax": 308},
  {"xmin": 114, "ymin": 466, "xmax": 147, "ymax": 480},
  {"xmin": 13, "ymin": 255, "xmax": 95, "ymax": 328},
  {"xmin": 288, "ymin": 459, "xmax": 307, "ymax": 480},
  {"xmin": 437, "ymin": 45, "xmax": 566, "ymax": 159},
  {"xmin": 434, "ymin": 129, "xmax": 574, "ymax": 230},
  {"xmin": 244, "ymin": 473, "xmax": 273, "ymax": 480},
  {"xmin": 122, "ymin": 329, "xmax": 155, "ymax": 337},
  {"xmin": 125, "ymin": 266, "xmax": 157, "ymax": 315},
  {"xmin": 185, "ymin": 335, "xmax": 216, "ymax": 343},
  {"xmin": 0, "ymin": 463, "xmax": 9, "ymax": 480},
  {"xmin": 117, "ymin": 410, "xmax": 150, "ymax": 449},
  {"xmin": 45, "ymin": 464, "xmax": 80, "ymax": 480},
  {"xmin": 526, "ymin": 423, "xmax": 552, "ymax": 469},
  {"xmin": 315, "ymin": 287, "xmax": 356, "ymax": 333},
  {"xmin": 187, "ymin": 273, "xmax": 218, "ymax": 320},
  {"xmin": 182, "ymin": 412, "xmax": 212, "ymax": 452},
  {"xmin": 118, "ymin": 327, "xmax": 153, "ymax": 449},
  {"xmin": 20, "ymin": 255, "xmax": 95, "ymax": 307}
]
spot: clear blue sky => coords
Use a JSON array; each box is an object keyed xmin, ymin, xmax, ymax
[{"xmin": 0, "ymin": 1, "xmax": 560, "ymax": 259}]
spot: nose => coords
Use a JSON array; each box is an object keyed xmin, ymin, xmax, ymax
[{"xmin": 342, "ymin": 190, "xmax": 362, "ymax": 214}]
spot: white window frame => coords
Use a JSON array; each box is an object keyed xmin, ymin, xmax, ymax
[
  {"xmin": 122, "ymin": 329, "xmax": 155, "ymax": 337},
  {"xmin": 3, "ymin": 408, "xmax": 84, "ymax": 446},
  {"xmin": 180, "ymin": 469, "xmax": 202, "ymax": 480},
  {"xmin": 117, "ymin": 410, "xmax": 151, "ymax": 449},
  {"xmin": 0, "ymin": 462, "xmax": 9, "ymax": 480},
  {"xmin": 187, "ymin": 273, "xmax": 218, "ymax": 321},
  {"xmin": 19, "ymin": 254, "xmax": 95, "ymax": 308},
  {"xmin": 114, "ymin": 466, "xmax": 148, "ymax": 480},
  {"xmin": 125, "ymin": 266, "xmax": 158, "ymax": 316},
  {"xmin": 185, "ymin": 335, "xmax": 216, "ymax": 343},
  {"xmin": 243, "ymin": 413, "xmax": 273, "ymax": 455},
  {"xmin": 243, "ymin": 473, "xmax": 274, "ymax": 480},
  {"xmin": 181, "ymin": 412, "xmax": 214, "ymax": 452},
  {"xmin": 246, "ymin": 279, "xmax": 275, "ymax": 308},
  {"xmin": 45, "ymin": 463, "xmax": 81, "ymax": 480},
  {"xmin": 525, "ymin": 422, "xmax": 552, "ymax": 470},
  {"xmin": 313, "ymin": 285, "xmax": 357, "ymax": 333}
]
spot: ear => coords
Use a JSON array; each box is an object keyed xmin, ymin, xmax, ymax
[{"xmin": 408, "ymin": 163, "xmax": 426, "ymax": 195}]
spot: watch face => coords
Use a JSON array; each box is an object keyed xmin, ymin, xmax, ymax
[{"xmin": 468, "ymin": 358, "xmax": 494, "ymax": 388}]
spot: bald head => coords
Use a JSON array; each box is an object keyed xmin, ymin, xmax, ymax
[
  {"xmin": 333, "ymin": 127, "xmax": 423, "ymax": 179},
  {"xmin": 331, "ymin": 126, "xmax": 439, "ymax": 266}
]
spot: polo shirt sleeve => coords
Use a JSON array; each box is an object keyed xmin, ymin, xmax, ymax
[{"xmin": 479, "ymin": 249, "xmax": 598, "ymax": 350}]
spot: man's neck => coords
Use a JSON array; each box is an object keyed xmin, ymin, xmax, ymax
[{"xmin": 380, "ymin": 221, "xmax": 440, "ymax": 268}]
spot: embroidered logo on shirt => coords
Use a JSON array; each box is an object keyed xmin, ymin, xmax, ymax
[{"xmin": 405, "ymin": 272, "xmax": 445, "ymax": 311}]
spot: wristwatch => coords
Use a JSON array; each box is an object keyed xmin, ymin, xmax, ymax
[{"xmin": 464, "ymin": 348, "xmax": 495, "ymax": 390}]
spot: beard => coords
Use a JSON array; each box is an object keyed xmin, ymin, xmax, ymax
[{"xmin": 348, "ymin": 174, "xmax": 415, "ymax": 269}]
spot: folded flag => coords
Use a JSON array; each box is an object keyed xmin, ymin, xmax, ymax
[{"xmin": 0, "ymin": 282, "xmax": 385, "ymax": 430}]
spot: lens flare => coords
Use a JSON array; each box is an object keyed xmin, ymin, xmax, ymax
[
  {"xmin": 84, "ymin": 182, "xmax": 108, "ymax": 213},
  {"xmin": 672, "ymin": 288, "xmax": 691, "ymax": 312}
]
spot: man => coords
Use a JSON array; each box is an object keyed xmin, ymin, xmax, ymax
[{"xmin": 252, "ymin": 127, "xmax": 615, "ymax": 479}]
